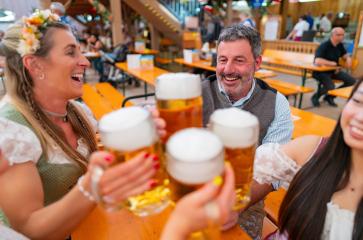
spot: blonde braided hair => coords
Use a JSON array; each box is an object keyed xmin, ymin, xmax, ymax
[{"xmin": 1, "ymin": 21, "xmax": 97, "ymax": 171}]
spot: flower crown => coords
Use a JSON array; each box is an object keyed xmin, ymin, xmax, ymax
[{"xmin": 17, "ymin": 9, "xmax": 60, "ymax": 57}]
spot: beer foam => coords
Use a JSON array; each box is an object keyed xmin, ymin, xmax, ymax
[
  {"xmin": 210, "ymin": 108, "xmax": 259, "ymax": 148},
  {"xmin": 99, "ymin": 106, "xmax": 157, "ymax": 151},
  {"xmin": 166, "ymin": 128, "xmax": 224, "ymax": 184},
  {"xmin": 155, "ymin": 73, "xmax": 201, "ymax": 100}
]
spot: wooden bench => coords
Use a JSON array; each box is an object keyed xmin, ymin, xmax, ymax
[
  {"xmin": 262, "ymin": 217, "xmax": 278, "ymax": 238},
  {"xmin": 82, "ymin": 83, "xmax": 131, "ymax": 120},
  {"xmin": 262, "ymin": 40, "xmax": 319, "ymax": 54},
  {"xmin": 264, "ymin": 189, "xmax": 287, "ymax": 225},
  {"xmin": 82, "ymin": 84, "xmax": 115, "ymax": 120},
  {"xmin": 263, "ymin": 78, "xmax": 314, "ymax": 107},
  {"xmin": 94, "ymin": 83, "xmax": 132, "ymax": 109}
]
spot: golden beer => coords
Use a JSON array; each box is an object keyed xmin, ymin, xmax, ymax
[
  {"xmin": 209, "ymin": 108, "xmax": 259, "ymax": 210},
  {"xmin": 156, "ymin": 73, "xmax": 203, "ymax": 142},
  {"xmin": 166, "ymin": 128, "xmax": 224, "ymax": 240},
  {"xmin": 98, "ymin": 106, "xmax": 170, "ymax": 216}
]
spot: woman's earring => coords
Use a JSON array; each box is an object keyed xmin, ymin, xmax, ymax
[{"xmin": 39, "ymin": 73, "xmax": 45, "ymax": 80}]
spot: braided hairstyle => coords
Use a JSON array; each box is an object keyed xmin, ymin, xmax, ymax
[{"xmin": 0, "ymin": 21, "xmax": 97, "ymax": 171}]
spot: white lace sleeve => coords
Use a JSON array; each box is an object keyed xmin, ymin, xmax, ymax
[
  {"xmin": 74, "ymin": 101, "xmax": 98, "ymax": 132},
  {"xmin": 253, "ymin": 143, "xmax": 301, "ymax": 189},
  {"xmin": 0, "ymin": 117, "xmax": 42, "ymax": 165}
]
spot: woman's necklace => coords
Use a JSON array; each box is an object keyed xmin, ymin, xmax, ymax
[{"xmin": 42, "ymin": 109, "xmax": 68, "ymax": 122}]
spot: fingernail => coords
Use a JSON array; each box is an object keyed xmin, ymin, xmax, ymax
[
  {"xmin": 152, "ymin": 155, "xmax": 159, "ymax": 161},
  {"xmin": 104, "ymin": 155, "xmax": 113, "ymax": 162},
  {"xmin": 153, "ymin": 162, "xmax": 160, "ymax": 170},
  {"xmin": 144, "ymin": 153, "xmax": 150, "ymax": 158},
  {"xmin": 212, "ymin": 176, "xmax": 223, "ymax": 187},
  {"xmin": 149, "ymin": 180, "xmax": 158, "ymax": 188},
  {"xmin": 102, "ymin": 195, "xmax": 115, "ymax": 204}
]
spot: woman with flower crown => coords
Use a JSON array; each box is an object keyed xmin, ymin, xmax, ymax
[{"xmin": 0, "ymin": 9, "xmax": 165, "ymax": 239}]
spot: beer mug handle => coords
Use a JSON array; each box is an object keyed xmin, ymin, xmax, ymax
[{"xmin": 91, "ymin": 165, "xmax": 105, "ymax": 203}]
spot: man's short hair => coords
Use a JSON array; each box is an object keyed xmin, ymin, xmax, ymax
[{"xmin": 217, "ymin": 24, "xmax": 261, "ymax": 59}]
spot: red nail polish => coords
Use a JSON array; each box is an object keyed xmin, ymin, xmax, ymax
[
  {"xmin": 144, "ymin": 153, "xmax": 150, "ymax": 158},
  {"xmin": 153, "ymin": 162, "xmax": 160, "ymax": 170},
  {"xmin": 152, "ymin": 155, "xmax": 159, "ymax": 161},
  {"xmin": 104, "ymin": 155, "xmax": 113, "ymax": 162},
  {"xmin": 149, "ymin": 180, "xmax": 158, "ymax": 188}
]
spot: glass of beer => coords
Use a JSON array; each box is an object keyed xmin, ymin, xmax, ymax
[
  {"xmin": 209, "ymin": 108, "xmax": 259, "ymax": 210},
  {"xmin": 96, "ymin": 106, "xmax": 170, "ymax": 216},
  {"xmin": 156, "ymin": 73, "xmax": 203, "ymax": 142},
  {"xmin": 167, "ymin": 128, "xmax": 224, "ymax": 240}
]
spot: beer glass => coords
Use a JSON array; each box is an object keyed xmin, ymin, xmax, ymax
[
  {"xmin": 95, "ymin": 106, "xmax": 170, "ymax": 216},
  {"xmin": 166, "ymin": 128, "xmax": 224, "ymax": 240},
  {"xmin": 156, "ymin": 73, "xmax": 203, "ymax": 142},
  {"xmin": 209, "ymin": 108, "xmax": 259, "ymax": 210}
]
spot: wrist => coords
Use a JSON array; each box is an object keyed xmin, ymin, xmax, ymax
[{"xmin": 77, "ymin": 174, "xmax": 96, "ymax": 203}]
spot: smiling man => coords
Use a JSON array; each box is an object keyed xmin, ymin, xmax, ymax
[{"xmin": 202, "ymin": 25, "xmax": 293, "ymax": 239}]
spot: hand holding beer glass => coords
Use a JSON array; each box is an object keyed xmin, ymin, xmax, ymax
[
  {"xmin": 209, "ymin": 108, "xmax": 259, "ymax": 210},
  {"xmin": 166, "ymin": 128, "xmax": 225, "ymax": 239},
  {"xmin": 92, "ymin": 106, "xmax": 170, "ymax": 216},
  {"xmin": 156, "ymin": 73, "xmax": 203, "ymax": 142},
  {"xmin": 161, "ymin": 163, "xmax": 235, "ymax": 240}
]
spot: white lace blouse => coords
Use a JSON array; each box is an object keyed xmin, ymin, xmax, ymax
[
  {"xmin": 0, "ymin": 101, "xmax": 97, "ymax": 166},
  {"xmin": 0, "ymin": 225, "xmax": 29, "ymax": 240},
  {"xmin": 254, "ymin": 143, "xmax": 355, "ymax": 240}
]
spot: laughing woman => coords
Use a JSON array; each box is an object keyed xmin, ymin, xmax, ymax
[
  {"xmin": 254, "ymin": 79, "xmax": 363, "ymax": 239},
  {"xmin": 0, "ymin": 10, "xmax": 160, "ymax": 239}
]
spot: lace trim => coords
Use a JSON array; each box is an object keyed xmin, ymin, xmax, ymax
[{"xmin": 253, "ymin": 143, "xmax": 301, "ymax": 189}]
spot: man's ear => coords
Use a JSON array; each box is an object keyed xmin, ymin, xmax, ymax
[
  {"xmin": 22, "ymin": 55, "xmax": 43, "ymax": 75},
  {"xmin": 254, "ymin": 55, "xmax": 262, "ymax": 71}
]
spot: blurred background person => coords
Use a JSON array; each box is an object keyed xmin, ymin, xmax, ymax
[{"xmin": 286, "ymin": 15, "xmax": 309, "ymax": 41}]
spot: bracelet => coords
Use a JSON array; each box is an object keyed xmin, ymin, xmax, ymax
[{"xmin": 77, "ymin": 175, "xmax": 96, "ymax": 202}]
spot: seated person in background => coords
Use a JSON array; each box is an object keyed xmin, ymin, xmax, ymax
[
  {"xmin": 161, "ymin": 163, "xmax": 235, "ymax": 240},
  {"xmin": 320, "ymin": 12, "xmax": 334, "ymax": 33},
  {"xmin": 0, "ymin": 10, "xmax": 163, "ymax": 239},
  {"xmin": 254, "ymin": 78, "xmax": 363, "ymax": 239},
  {"xmin": 87, "ymin": 34, "xmax": 104, "ymax": 80},
  {"xmin": 286, "ymin": 15, "xmax": 309, "ymax": 41},
  {"xmin": 311, "ymin": 27, "xmax": 356, "ymax": 107}
]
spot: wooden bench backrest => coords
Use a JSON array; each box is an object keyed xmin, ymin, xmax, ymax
[
  {"xmin": 95, "ymin": 83, "xmax": 133, "ymax": 109},
  {"xmin": 82, "ymin": 84, "xmax": 114, "ymax": 120},
  {"xmin": 263, "ymin": 49, "xmax": 315, "ymax": 64},
  {"xmin": 262, "ymin": 40, "xmax": 319, "ymax": 54}
]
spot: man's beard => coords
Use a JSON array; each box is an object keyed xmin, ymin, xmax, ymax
[{"xmin": 218, "ymin": 67, "xmax": 256, "ymax": 101}]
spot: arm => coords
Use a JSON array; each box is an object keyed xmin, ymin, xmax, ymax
[
  {"xmin": 0, "ymin": 151, "xmax": 157, "ymax": 240},
  {"xmin": 254, "ymin": 135, "xmax": 322, "ymax": 189},
  {"xmin": 314, "ymin": 57, "xmax": 337, "ymax": 66},
  {"xmin": 314, "ymin": 43, "xmax": 337, "ymax": 66},
  {"xmin": 249, "ymin": 136, "xmax": 321, "ymax": 204},
  {"xmin": 342, "ymin": 53, "xmax": 352, "ymax": 68},
  {"xmin": 0, "ymin": 162, "xmax": 95, "ymax": 239},
  {"xmin": 285, "ymin": 29, "xmax": 296, "ymax": 40}
]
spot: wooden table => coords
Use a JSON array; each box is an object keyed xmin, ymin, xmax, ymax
[
  {"xmin": 262, "ymin": 56, "xmax": 338, "ymax": 107},
  {"xmin": 328, "ymin": 86, "xmax": 353, "ymax": 99},
  {"xmin": 116, "ymin": 62, "xmax": 169, "ymax": 97},
  {"xmin": 72, "ymin": 206, "xmax": 251, "ymax": 240},
  {"xmin": 290, "ymin": 107, "xmax": 336, "ymax": 139},
  {"xmin": 174, "ymin": 58, "xmax": 277, "ymax": 79},
  {"xmin": 133, "ymin": 49, "xmax": 159, "ymax": 55}
]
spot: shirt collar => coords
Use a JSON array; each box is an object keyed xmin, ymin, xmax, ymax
[{"xmin": 217, "ymin": 77, "xmax": 256, "ymax": 107}]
